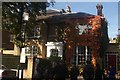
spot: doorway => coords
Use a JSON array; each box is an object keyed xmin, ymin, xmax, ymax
[{"xmin": 108, "ymin": 54, "xmax": 117, "ymax": 71}]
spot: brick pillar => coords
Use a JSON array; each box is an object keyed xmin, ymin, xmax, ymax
[
  {"xmin": 23, "ymin": 56, "xmax": 33, "ymax": 79},
  {"xmin": 14, "ymin": 44, "xmax": 20, "ymax": 55}
]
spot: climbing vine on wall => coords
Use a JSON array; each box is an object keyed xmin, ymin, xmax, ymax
[{"xmin": 64, "ymin": 16, "xmax": 101, "ymax": 66}]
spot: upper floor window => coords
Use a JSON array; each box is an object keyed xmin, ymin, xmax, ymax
[
  {"xmin": 34, "ymin": 26, "xmax": 41, "ymax": 38},
  {"xmin": 75, "ymin": 24, "xmax": 92, "ymax": 35}
]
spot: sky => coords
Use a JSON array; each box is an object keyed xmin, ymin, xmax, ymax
[{"xmin": 48, "ymin": 1, "xmax": 118, "ymax": 39}]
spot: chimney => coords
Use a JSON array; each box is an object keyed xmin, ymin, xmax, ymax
[
  {"xmin": 66, "ymin": 4, "xmax": 71, "ymax": 13},
  {"xmin": 96, "ymin": 3, "xmax": 103, "ymax": 16}
]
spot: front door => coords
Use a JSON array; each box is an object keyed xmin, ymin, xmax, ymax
[{"xmin": 108, "ymin": 55, "xmax": 117, "ymax": 71}]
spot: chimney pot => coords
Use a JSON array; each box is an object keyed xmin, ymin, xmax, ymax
[{"xmin": 96, "ymin": 3, "xmax": 103, "ymax": 16}]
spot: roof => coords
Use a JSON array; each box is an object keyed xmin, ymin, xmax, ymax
[
  {"xmin": 36, "ymin": 9, "xmax": 95, "ymax": 23},
  {"xmin": 46, "ymin": 9, "xmax": 61, "ymax": 15},
  {"xmin": 105, "ymin": 43, "xmax": 119, "ymax": 52}
]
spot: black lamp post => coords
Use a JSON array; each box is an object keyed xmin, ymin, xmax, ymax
[
  {"xmin": 22, "ymin": 11, "xmax": 29, "ymax": 46},
  {"xmin": 19, "ymin": 11, "xmax": 29, "ymax": 80}
]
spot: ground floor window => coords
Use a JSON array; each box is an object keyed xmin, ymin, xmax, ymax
[
  {"xmin": 73, "ymin": 46, "xmax": 92, "ymax": 65},
  {"xmin": 50, "ymin": 49, "xmax": 58, "ymax": 57}
]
